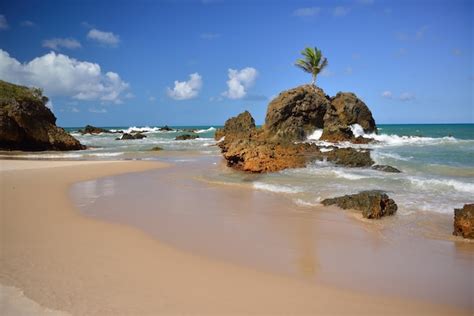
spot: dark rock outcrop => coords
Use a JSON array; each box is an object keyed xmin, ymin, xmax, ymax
[
  {"xmin": 453, "ymin": 204, "xmax": 474, "ymax": 239},
  {"xmin": 322, "ymin": 190, "xmax": 398, "ymax": 219},
  {"xmin": 150, "ymin": 146, "xmax": 163, "ymax": 151},
  {"xmin": 0, "ymin": 80, "xmax": 85, "ymax": 151},
  {"xmin": 215, "ymin": 111, "xmax": 256, "ymax": 141},
  {"xmin": 159, "ymin": 125, "xmax": 173, "ymax": 131},
  {"xmin": 371, "ymin": 165, "xmax": 401, "ymax": 173},
  {"xmin": 78, "ymin": 125, "xmax": 112, "ymax": 134},
  {"xmin": 175, "ymin": 134, "xmax": 199, "ymax": 140},
  {"xmin": 117, "ymin": 132, "xmax": 147, "ymax": 140}
]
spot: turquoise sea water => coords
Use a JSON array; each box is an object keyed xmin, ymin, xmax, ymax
[{"xmin": 2, "ymin": 123, "xmax": 473, "ymax": 214}]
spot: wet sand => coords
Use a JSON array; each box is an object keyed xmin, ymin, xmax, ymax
[{"xmin": 0, "ymin": 159, "xmax": 471, "ymax": 315}]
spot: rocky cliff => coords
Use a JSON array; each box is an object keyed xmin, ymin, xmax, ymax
[{"xmin": 0, "ymin": 80, "xmax": 84, "ymax": 151}]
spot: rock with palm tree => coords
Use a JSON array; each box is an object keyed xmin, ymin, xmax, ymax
[{"xmin": 215, "ymin": 46, "xmax": 382, "ymax": 172}]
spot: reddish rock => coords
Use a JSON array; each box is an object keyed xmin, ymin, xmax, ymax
[{"xmin": 453, "ymin": 204, "xmax": 474, "ymax": 239}]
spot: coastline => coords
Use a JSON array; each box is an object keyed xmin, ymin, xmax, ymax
[{"xmin": 0, "ymin": 159, "xmax": 471, "ymax": 315}]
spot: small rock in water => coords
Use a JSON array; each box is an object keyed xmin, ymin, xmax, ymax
[
  {"xmin": 117, "ymin": 132, "xmax": 147, "ymax": 140},
  {"xmin": 321, "ymin": 190, "xmax": 398, "ymax": 219},
  {"xmin": 150, "ymin": 146, "xmax": 163, "ymax": 151},
  {"xmin": 371, "ymin": 165, "xmax": 401, "ymax": 173},
  {"xmin": 175, "ymin": 134, "xmax": 199, "ymax": 140},
  {"xmin": 453, "ymin": 204, "xmax": 474, "ymax": 239}
]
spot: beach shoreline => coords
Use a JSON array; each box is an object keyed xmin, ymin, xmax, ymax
[{"xmin": 1, "ymin": 159, "xmax": 472, "ymax": 315}]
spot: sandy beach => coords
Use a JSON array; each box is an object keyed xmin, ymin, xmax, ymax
[{"xmin": 0, "ymin": 159, "xmax": 471, "ymax": 315}]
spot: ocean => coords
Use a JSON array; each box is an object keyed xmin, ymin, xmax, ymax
[{"xmin": 2, "ymin": 123, "xmax": 473, "ymax": 215}]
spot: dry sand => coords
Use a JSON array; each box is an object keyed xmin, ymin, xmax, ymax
[{"xmin": 0, "ymin": 159, "xmax": 470, "ymax": 315}]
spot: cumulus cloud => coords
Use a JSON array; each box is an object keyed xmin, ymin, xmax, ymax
[
  {"xmin": 167, "ymin": 73, "xmax": 202, "ymax": 100},
  {"xmin": 293, "ymin": 7, "xmax": 321, "ymax": 17},
  {"xmin": 222, "ymin": 67, "xmax": 258, "ymax": 99},
  {"xmin": 333, "ymin": 6, "xmax": 350, "ymax": 17},
  {"xmin": 87, "ymin": 28, "xmax": 120, "ymax": 46},
  {"xmin": 42, "ymin": 38, "xmax": 81, "ymax": 50},
  {"xmin": 0, "ymin": 14, "xmax": 8, "ymax": 30},
  {"xmin": 381, "ymin": 91, "xmax": 393, "ymax": 99},
  {"xmin": 0, "ymin": 49, "xmax": 129, "ymax": 104}
]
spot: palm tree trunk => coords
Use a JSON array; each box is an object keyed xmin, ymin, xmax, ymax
[{"xmin": 311, "ymin": 74, "xmax": 316, "ymax": 87}]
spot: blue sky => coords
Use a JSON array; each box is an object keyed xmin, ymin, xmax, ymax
[{"xmin": 0, "ymin": 0, "xmax": 472, "ymax": 126}]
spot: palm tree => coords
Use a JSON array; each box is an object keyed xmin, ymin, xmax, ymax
[{"xmin": 295, "ymin": 47, "xmax": 328, "ymax": 86}]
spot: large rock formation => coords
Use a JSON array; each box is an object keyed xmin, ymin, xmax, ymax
[
  {"xmin": 321, "ymin": 190, "xmax": 398, "ymax": 219},
  {"xmin": 453, "ymin": 204, "xmax": 474, "ymax": 239},
  {"xmin": 217, "ymin": 111, "xmax": 373, "ymax": 172},
  {"xmin": 0, "ymin": 80, "xmax": 85, "ymax": 151},
  {"xmin": 215, "ymin": 85, "xmax": 378, "ymax": 173},
  {"xmin": 264, "ymin": 85, "xmax": 376, "ymax": 142}
]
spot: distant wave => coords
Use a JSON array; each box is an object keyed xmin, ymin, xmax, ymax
[{"xmin": 195, "ymin": 127, "xmax": 216, "ymax": 133}]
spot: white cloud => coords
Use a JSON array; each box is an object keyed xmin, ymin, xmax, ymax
[
  {"xmin": 200, "ymin": 33, "xmax": 221, "ymax": 40},
  {"xmin": 293, "ymin": 7, "xmax": 321, "ymax": 17},
  {"xmin": 167, "ymin": 73, "xmax": 202, "ymax": 100},
  {"xmin": 87, "ymin": 28, "xmax": 120, "ymax": 46},
  {"xmin": 0, "ymin": 14, "xmax": 8, "ymax": 30},
  {"xmin": 46, "ymin": 100, "xmax": 53, "ymax": 110},
  {"xmin": 148, "ymin": 96, "xmax": 156, "ymax": 102},
  {"xmin": 381, "ymin": 91, "xmax": 393, "ymax": 99},
  {"xmin": 320, "ymin": 68, "xmax": 334, "ymax": 77},
  {"xmin": 42, "ymin": 38, "xmax": 81, "ymax": 50},
  {"xmin": 222, "ymin": 67, "xmax": 258, "ymax": 99},
  {"xmin": 333, "ymin": 6, "xmax": 350, "ymax": 17},
  {"xmin": 71, "ymin": 107, "xmax": 79, "ymax": 113},
  {"xmin": 21, "ymin": 20, "xmax": 35, "ymax": 27},
  {"xmin": 0, "ymin": 49, "xmax": 129, "ymax": 104},
  {"xmin": 399, "ymin": 92, "xmax": 415, "ymax": 101}
]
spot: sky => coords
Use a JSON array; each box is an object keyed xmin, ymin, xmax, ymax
[{"xmin": 0, "ymin": 0, "xmax": 472, "ymax": 127}]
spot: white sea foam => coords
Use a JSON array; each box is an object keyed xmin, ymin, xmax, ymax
[
  {"xmin": 332, "ymin": 169, "xmax": 370, "ymax": 180},
  {"xmin": 0, "ymin": 153, "xmax": 84, "ymax": 159},
  {"xmin": 195, "ymin": 127, "xmax": 216, "ymax": 133},
  {"xmin": 307, "ymin": 129, "xmax": 323, "ymax": 140},
  {"xmin": 350, "ymin": 124, "xmax": 460, "ymax": 147},
  {"xmin": 320, "ymin": 147, "xmax": 333, "ymax": 152},
  {"xmin": 371, "ymin": 151, "xmax": 413, "ymax": 162},
  {"xmin": 88, "ymin": 152, "xmax": 124, "ymax": 157},
  {"xmin": 253, "ymin": 182, "xmax": 302, "ymax": 194},
  {"xmin": 408, "ymin": 177, "xmax": 474, "ymax": 194}
]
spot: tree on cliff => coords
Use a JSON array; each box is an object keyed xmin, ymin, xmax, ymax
[{"xmin": 295, "ymin": 47, "xmax": 328, "ymax": 86}]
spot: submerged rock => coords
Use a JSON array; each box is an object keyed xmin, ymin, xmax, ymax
[
  {"xmin": 453, "ymin": 204, "xmax": 474, "ymax": 239},
  {"xmin": 78, "ymin": 125, "xmax": 112, "ymax": 134},
  {"xmin": 321, "ymin": 190, "xmax": 398, "ymax": 219},
  {"xmin": 371, "ymin": 165, "xmax": 401, "ymax": 173},
  {"xmin": 175, "ymin": 134, "xmax": 199, "ymax": 140},
  {"xmin": 0, "ymin": 80, "xmax": 85, "ymax": 151},
  {"xmin": 150, "ymin": 146, "xmax": 163, "ymax": 151},
  {"xmin": 117, "ymin": 132, "xmax": 147, "ymax": 140}
]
